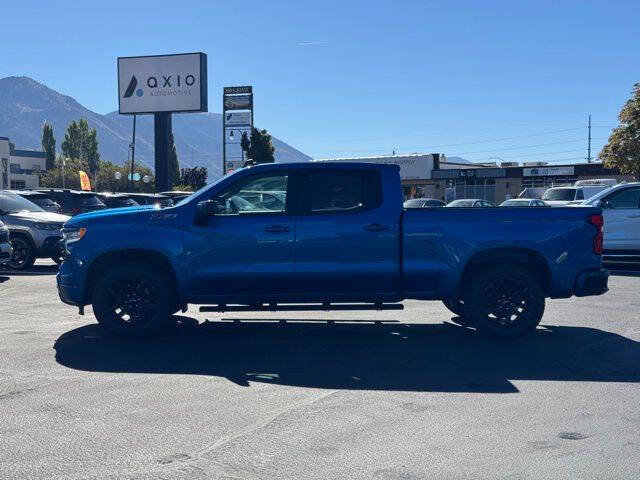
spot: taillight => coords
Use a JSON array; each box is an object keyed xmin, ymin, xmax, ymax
[{"xmin": 588, "ymin": 214, "xmax": 604, "ymax": 255}]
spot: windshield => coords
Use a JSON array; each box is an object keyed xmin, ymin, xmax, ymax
[
  {"xmin": 174, "ymin": 169, "xmax": 241, "ymax": 207},
  {"xmin": 542, "ymin": 188, "xmax": 576, "ymax": 201},
  {"xmin": 0, "ymin": 191, "xmax": 45, "ymax": 213},
  {"xmin": 501, "ymin": 200, "xmax": 530, "ymax": 206},
  {"xmin": 77, "ymin": 194, "xmax": 105, "ymax": 206},
  {"xmin": 447, "ymin": 199, "xmax": 475, "ymax": 207}
]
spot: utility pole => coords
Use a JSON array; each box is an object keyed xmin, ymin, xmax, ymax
[{"xmin": 587, "ymin": 114, "xmax": 592, "ymax": 163}]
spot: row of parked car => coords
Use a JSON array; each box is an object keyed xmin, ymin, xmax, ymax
[
  {"xmin": 404, "ymin": 181, "xmax": 640, "ymax": 263},
  {"xmin": 404, "ymin": 198, "xmax": 548, "ymax": 208},
  {"xmin": 0, "ymin": 189, "xmax": 192, "ymax": 270}
]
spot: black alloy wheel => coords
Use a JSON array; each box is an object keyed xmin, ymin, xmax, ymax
[
  {"xmin": 464, "ymin": 265, "xmax": 545, "ymax": 340},
  {"xmin": 92, "ymin": 263, "xmax": 172, "ymax": 337},
  {"xmin": 8, "ymin": 237, "xmax": 36, "ymax": 270}
]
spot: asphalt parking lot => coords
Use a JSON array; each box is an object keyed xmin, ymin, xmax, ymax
[{"xmin": 1, "ymin": 262, "xmax": 639, "ymax": 479}]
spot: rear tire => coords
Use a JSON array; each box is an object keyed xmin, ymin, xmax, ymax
[
  {"xmin": 463, "ymin": 265, "xmax": 545, "ymax": 340},
  {"xmin": 8, "ymin": 236, "xmax": 35, "ymax": 270},
  {"xmin": 92, "ymin": 263, "xmax": 172, "ymax": 338}
]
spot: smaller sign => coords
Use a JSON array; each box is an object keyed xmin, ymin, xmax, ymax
[
  {"xmin": 225, "ymin": 112, "xmax": 251, "ymax": 127},
  {"xmin": 128, "ymin": 172, "xmax": 141, "ymax": 181},
  {"xmin": 224, "ymin": 86, "xmax": 252, "ymax": 94},
  {"xmin": 523, "ymin": 166, "xmax": 575, "ymax": 177},
  {"xmin": 224, "ymin": 94, "xmax": 252, "ymax": 111},
  {"xmin": 459, "ymin": 169, "xmax": 476, "ymax": 178}
]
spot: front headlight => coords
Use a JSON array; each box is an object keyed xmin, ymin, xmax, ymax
[
  {"xmin": 62, "ymin": 227, "xmax": 87, "ymax": 245},
  {"xmin": 34, "ymin": 222, "xmax": 61, "ymax": 231}
]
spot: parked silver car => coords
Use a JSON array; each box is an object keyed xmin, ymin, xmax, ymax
[
  {"xmin": 0, "ymin": 191, "xmax": 70, "ymax": 269},
  {"xmin": 0, "ymin": 220, "xmax": 12, "ymax": 267}
]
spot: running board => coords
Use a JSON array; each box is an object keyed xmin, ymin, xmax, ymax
[{"xmin": 199, "ymin": 303, "xmax": 404, "ymax": 313}]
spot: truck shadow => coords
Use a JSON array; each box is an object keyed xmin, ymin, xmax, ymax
[{"xmin": 54, "ymin": 318, "xmax": 640, "ymax": 393}]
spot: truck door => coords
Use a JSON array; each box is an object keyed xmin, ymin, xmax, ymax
[
  {"xmin": 184, "ymin": 171, "xmax": 296, "ymax": 300},
  {"xmin": 292, "ymin": 168, "xmax": 398, "ymax": 296},
  {"xmin": 601, "ymin": 186, "xmax": 640, "ymax": 251}
]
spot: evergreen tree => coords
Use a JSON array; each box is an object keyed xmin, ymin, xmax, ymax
[
  {"xmin": 61, "ymin": 120, "xmax": 82, "ymax": 159},
  {"xmin": 244, "ymin": 127, "xmax": 275, "ymax": 165},
  {"xmin": 41, "ymin": 121, "xmax": 56, "ymax": 170},
  {"xmin": 599, "ymin": 83, "xmax": 640, "ymax": 180},
  {"xmin": 169, "ymin": 132, "xmax": 180, "ymax": 184}
]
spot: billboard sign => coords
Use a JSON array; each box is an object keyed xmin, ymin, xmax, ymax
[
  {"xmin": 225, "ymin": 112, "xmax": 251, "ymax": 127},
  {"xmin": 118, "ymin": 53, "xmax": 207, "ymax": 114},
  {"xmin": 224, "ymin": 94, "xmax": 252, "ymax": 111},
  {"xmin": 524, "ymin": 166, "xmax": 575, "ymax": 177}
]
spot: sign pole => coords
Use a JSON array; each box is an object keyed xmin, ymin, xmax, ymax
[
  {"xmin": 130, "ymin": 114, "xmax": 136, "ymax": 190},
  {"xmin": 154, "ymin": 112, "xmax": 172, "ymax": 192},
  {"xmin": 222, "ymin": 109, "xmax": 227, "ymax": 175}
]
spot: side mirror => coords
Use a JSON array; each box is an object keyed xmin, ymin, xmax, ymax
[
  {"xmin": 195, "ymin": 200, "xmax": 218, "ymax": 224},
  {"xmin": 594, "ymin": 199, "xmax": 610, "ymax": 209}
]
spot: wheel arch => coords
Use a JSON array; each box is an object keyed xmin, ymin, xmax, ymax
[
  {"xmin": 85, "ymin": 249, "xmax": 182, "ymax": 307},
  {"xmin": 459, "ymin": 247, "xmax": 554, "ymax": 296}
]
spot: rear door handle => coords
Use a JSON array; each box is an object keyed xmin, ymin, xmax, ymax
[
  {"xmin": 265, "ymin": 225, "xmax": 290, "ymax": 233},
  {"xmin": 364, "ymin": 223, "xmax": 389, "ymax": 232}
]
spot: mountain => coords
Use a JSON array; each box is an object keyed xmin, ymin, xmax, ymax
[{"xmin": 0, "ymin": 76, "xmax": 310, "ymax": 177}]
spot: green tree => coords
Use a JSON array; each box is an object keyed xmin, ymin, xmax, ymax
[
  {"xmin": 244, "ymin": 127, "xmax": 275, "ymax": 166},
  {"xmin": 240, "ymin": 131, "xmax": 251, "ymax": 160},
  {"xmin": 169, "ymin": 132, "xmax": 180, "ymax": 184},
  {"xmin": 41, "ymin": 121, "xmax": 56, "ymax": 170},
  {"xmin": 61, "ymin": 120, "xmax": 82, "ymax": 160},
  {"xmin": 61, "ymin": 119, "xmax": 101, "ymax": 179},
  {"xmin": 179, "ymin": 166, "xmax": 208, "ymax": 190},
  {"xmin": 599, "ymin": 83, "xmax": 640, "ymax": 180}
]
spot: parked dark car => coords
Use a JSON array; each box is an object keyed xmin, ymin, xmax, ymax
[
  {"xmin": 96, "ymin": 193, "xmax": 140, "ymax": 209},
  {"xmin": 403, "ymin": 198, "xmax": 446, "ymax": 208},
  {"xmin": 12, "ymin": 190, "xmax": 62, "ymax": 213},
  {"xmin": 125, "ymin": 193, "xmax": 173, "ymax": 208},
  {"xmin": 36, "ymin": 189, "xmax": 107, "ymax": 216}
]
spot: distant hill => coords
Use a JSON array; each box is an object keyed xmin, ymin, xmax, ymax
[{"xmin": 0, "ymin": 76, "xmax": 310, "ymax": 177}]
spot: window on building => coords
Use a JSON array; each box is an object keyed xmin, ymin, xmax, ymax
[
  {"xmin": 452, "ymin": 178, "xmax": 496, "ymax": 203},
  {"xmin": 10, "ymin": 163, "xmax": 21, "ymax": 174},
  {"xmin": 10, "ymin": 180, "xmax": 26, "ymax": 190}
]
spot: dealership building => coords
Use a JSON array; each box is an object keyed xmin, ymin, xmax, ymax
[
  {"xmin": 316, "ymin": 153, "xmax": 633, "ymax": 204},
  {"xmin": 0, "ymin": 136, "xmax": 46, "ymax": 190}
]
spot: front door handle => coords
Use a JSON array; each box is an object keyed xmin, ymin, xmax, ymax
[
  {"xmin": 265, "ymin": 225, "xmax": 290, "ymax": 233},
  {"xmin": 364, "ymin": 223, "xmax": 389, "ymax": 232}
]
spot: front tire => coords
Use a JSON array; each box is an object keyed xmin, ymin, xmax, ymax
[
  {"xmin": 463, "ymin": 265, "xmax": 545, "ymax": 340},
  {"xmin": 8, "ymin": 236, "xmax": 35, "ymax": 270},
  {"xmin": 92, "ymin": 263, "xmax": 172, "ymax": 338}
]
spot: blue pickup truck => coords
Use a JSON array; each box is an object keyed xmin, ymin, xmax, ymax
[{"xmin": 57, "ymin": 162, "xmax": 608, "ymax": 340}]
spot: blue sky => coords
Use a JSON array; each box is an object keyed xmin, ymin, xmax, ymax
[{"xmin": 1, "ymin": 0, "xmax": 639, "ymax": 164}]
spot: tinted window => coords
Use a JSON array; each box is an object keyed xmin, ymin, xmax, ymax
[
  {"xmin": 78, "ymin": 195, "xmax": 105, "ymax": 206},
  {"xmin": 214, "ymin": 174, "xmax": 288, "ymax": 215},
  {"xmin": 0, "ymin": 191, "xmax": 44, "ymax": 213},
  {"xmin": 542, "ymin": 188, "xmax": 576, "ymax": 201},
  {"xmin": 605, "ymin": 188, "xmax": 640, "ymax": 209},
  {"xmin": 576, "ymin": 190, "xmax": 584, "ymax": 200},
  {"xmin": 304, "ymin": 170, "xmax": 381, "ymax": 213}
]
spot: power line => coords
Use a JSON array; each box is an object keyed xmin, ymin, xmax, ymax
[{"xmin": 450, "ymin": 137, "xmax": 607, "ymax": 156}]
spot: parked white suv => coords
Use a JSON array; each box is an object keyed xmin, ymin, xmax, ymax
[{"xmin": 578, "ymin": 182, "xmax": 640, "ymax": 263}]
